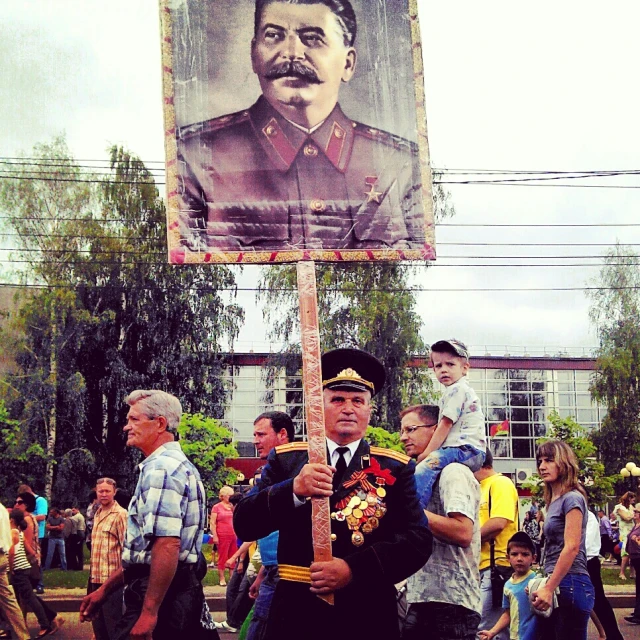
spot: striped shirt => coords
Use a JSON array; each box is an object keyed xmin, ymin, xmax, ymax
[
  {"xmin": 12, "ymin": 531, "xmax": 32, "ymax": 571},
  {"xmin": 89, "ymin": 502, "xmax": 127, "ymax": 584},
  {"xmin": 122, "ymin": 442, "xmax": 205, "ymax": 567}
]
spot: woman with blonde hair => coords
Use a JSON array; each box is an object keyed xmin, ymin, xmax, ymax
[
  {"xmin": 210, "ymin": 485, "xmax": 237, "ymax": 586},
  {"xmin": 613, "ymin": 491, "xmax": 636, "ymax": 580},
  {"xmin": 530, "ymin": 439, "xmax": 595, "ymax": 639}
]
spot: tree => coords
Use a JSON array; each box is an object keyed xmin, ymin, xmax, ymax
[
  {"xmin": 587, "ymin": 243, "xmax": 640, "ymax": 475},
  {"xmin": 523, "ymin": 412, "xmax": 616, "ymax": 506},
  {"xmin": 178, "ymin": 413, "xmax": 239, "ymax": 500},
  {"xmin": 256, "ymin": 174, "xmax": 454, "ymax": 431},
  {"xmin": 0, "ymin": 136, "xmax": 244, "ymax": 499}
]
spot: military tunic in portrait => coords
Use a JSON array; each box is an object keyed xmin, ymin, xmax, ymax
[
  {"xmin": 233, "ymin": 440, "xmax": 432, "ymax": 640},
  {"xmin": 177, "ymin": 96, "xmax": 425, "ymax": 252}
]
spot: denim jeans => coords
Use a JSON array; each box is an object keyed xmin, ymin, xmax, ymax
[
  {"xmin": 401, "ymin": 602, "xmax": 480, "ymax": 640},
  {"xmin": 539, "ymin": 573, "xmax": 595, "ymax": 640},
  {"xmin": 477, "ymin": 568, "xmax": 508, "ymax": 640},
  {"xmin": 246, "ymin": 565, "xmax": 279, "ymax": 640},
  {"xmin": 44, "ymin": 537, "xmax": 67, "ymax": 570},
  {"xmin": 414, "ymin": 445, "xmax": 485, "ymax": 507}
]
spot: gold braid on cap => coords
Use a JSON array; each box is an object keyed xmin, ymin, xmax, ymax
[{"xmin": 322, "ymin": 368, "xmax": 375, "ymax": 391}]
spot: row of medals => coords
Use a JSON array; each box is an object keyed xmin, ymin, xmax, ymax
[{"xmin": 331, "ymin": 482, "xmax": 388, "ymax": 547}]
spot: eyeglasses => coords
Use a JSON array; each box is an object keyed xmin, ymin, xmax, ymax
[
  {"xmin": 400, "ymin": 424, "xmax": 437, "ymax": 437},
  {"xmin": 14, "ymin": 500, "xmax": 24, "ymax": 505}
]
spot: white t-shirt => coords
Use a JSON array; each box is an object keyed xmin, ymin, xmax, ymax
[
  {"xmin": 586, "ymin": 510, "xmax": 602, "ymax": 560},
  {"xmin": 407, "ymin": 463, "xmax": 482, "ymax": 614},
  {"xmin": 439, "ymin": 377, "xmax": 486, "ymax": 451}
]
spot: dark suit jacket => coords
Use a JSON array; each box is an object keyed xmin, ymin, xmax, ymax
[
  {"xmin": 233, "ymin": 440, "xmax": 431, "ymax": 640},
  {"xmin": 177, "ymin": 97, "xmax": 426, "ymax": 253}
]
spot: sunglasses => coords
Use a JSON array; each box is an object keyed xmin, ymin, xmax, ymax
[
  {"xmin": 15, "ymin": 500, "xmax": 24, "ymax": 505},
  {"xmin": 400, "ymin": 424, "xmax": 437, "ymax": 437}
]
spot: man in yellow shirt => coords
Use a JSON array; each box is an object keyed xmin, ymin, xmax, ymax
[{"xmin": 475, "ymin": 450, "xmax": 519, "ymax": 640}]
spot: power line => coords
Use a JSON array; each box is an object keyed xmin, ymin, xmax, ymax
[{"xmin": 0, "ymin": 282, "xmax": 636, "ymax": 293}]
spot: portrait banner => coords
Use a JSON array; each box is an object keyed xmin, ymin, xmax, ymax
[{"xmin": 160, "ymin": 0, "xmax": 436, "ymax": 264}]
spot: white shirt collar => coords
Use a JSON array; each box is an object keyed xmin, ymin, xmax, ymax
[
  {"xmin": 284, "ymin": 116, "xmax": 327, "ymax": 135},
  {"xmin": 326, "ymin": 438, "xmax": 361, "ymax": 466}
]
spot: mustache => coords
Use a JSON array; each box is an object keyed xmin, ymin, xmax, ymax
[{"xmin": 264, "ymin": 60, "xmax": 320, "ymax": 84}]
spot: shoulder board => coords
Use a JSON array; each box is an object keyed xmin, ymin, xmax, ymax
[
  {"xmin": 370, "ymin": 446, "xmax": 410, "ymax": 464},
  {"xmin": 275, "ymin": 442, "xmax": 309, "ymax": 454},
  {"xmin": 178, "ymin": 110, "xmax": 251, "ymax": 139},
  {"xmin": 351, "ymin": 122, "xmax": 417, "ymax": 152}
]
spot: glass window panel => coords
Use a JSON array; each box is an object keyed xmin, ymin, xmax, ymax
[
  {"xmin": 511, "ymin": 408, "xmax": 531, "ymax": 423},
  {"xmin": 512, "ymin": 438, "xmax": 534, "ymax": 459},
  {"xmin": 558, "ymin": 394, "xmax": 574, "ymax": 407},
  {"xmin": 558, "ymin": 408, "xmax": 573, "ymax": 419},
  {"xmin": 509, "ymin": 370, "xmax": 529, "ymax": 381},
  {"xmin": 511, "ymin": 422, "xmax": 531, "ymax": 437},
  {"xmin": 486, "ymin": 381, "xmax": 508, "ymax": 391},
  {"xmin": 230, "ymin": 390, "xmax": 258, "ymax": 403},
  {"xmin": 533, "ymin": 409, "xmax": 546, "ymax": 422},
  {"xmin": 557, "ymin": 382, "xmax": 574, "ymax": 392},
  {"xmin": 576, "ymin": 394, "xmax": 592, "ymax": 408},
  {"xmin": 530, "ymin": 371, "xmax": 546, "ymax": 381},
  {"xmin": 487, "ymin": 408, "xmax": 507, "ymax": 422},
  {"xmin": 532, "ymin": 394, "xmax": 546, "ymax": 407},
  {"xmin": 575, "ymin": 370, "xmax": 592, "ymax": 381},
  {"xmin": 487, "ymin": 370, "xmax": 508, "ymax": 380},
  {"xmin": 486, "ymin": 393, "xmax": 506, "ymax": 406},
  {"xmin": 491, "ymin": 438, "xmax": 510, "ymax": 458},
  {"xmin": 510, "ymin": 394, "xmax": 530, "ymax": 407},
  {"xmin": 577, "ymin": 409, "xmax": 597, "ymax": 423},
  {"xmin": 556, "ymin": 371, "xmax": 573, "ymax": 381},
  {"xmin": 509, "ymin": 381, "xmax": 528, "ymax": 393},
  {"xmin": 533, "ymin": 423, "xmax": 547, "ymax": 437},
  {"xmin": 575, "ymin": 382, "xmax": 591, "ymax": 392},
  {"xmin": 531, "ymin": 381, "xmax": 546, "ymax": 392}
]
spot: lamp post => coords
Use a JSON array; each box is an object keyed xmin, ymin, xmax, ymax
[{"xmin": 620, "ymin": 461, "xmax": 640, "ymax": 494}]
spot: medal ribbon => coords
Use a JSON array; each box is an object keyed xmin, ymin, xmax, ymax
[
  {"xmin": 343, "ymin": 471, "xmax": 375, "ymax": 491},
  {"xmin": 361, "ymin": 457, "xmax": 396, "ymax": 485}
]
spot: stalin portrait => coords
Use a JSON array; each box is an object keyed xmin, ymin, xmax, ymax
[{"xmin": 175, "ymin": 0, "xmax": 430, "ymax": 255}]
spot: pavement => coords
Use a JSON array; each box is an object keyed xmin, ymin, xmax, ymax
[{"xmin": 10, "ymin": 583, "xmax": 637, "ymax": 639}]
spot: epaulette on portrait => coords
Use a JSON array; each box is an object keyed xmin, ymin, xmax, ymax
[
  {"xmin": 275, "ymin": 442, "xmax": 309, "ymax": 454},
  {"xmin": 352, "ymin": 122, "xmax": 418, "ymax": 153},
  {"xmin": 178, "ymin": 110, "xmax": 251, "ymax": 140},
  {"xmin": 370, "ymin": 446, "xmax": 411, "ymax": 464}
]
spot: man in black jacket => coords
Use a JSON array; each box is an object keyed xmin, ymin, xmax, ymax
[{"xmin": 234, "ymin": 348, "xmax": 432, "ymax": 640}]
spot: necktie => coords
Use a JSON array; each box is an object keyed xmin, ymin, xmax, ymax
[{"xmin": 333, "ymin": 447, "xmax": 350, "ymax": 491}]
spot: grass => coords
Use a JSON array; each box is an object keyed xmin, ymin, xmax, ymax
[{"xmin": 42, "ymin": 543, "xmax": 227, "ymax": 588}]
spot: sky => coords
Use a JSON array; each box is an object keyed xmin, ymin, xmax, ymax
[{"xmin": 1, "ymin": 0, "xmax": 639, "ymax": 356}]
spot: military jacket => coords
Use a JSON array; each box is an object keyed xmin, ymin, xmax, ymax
[
  {"xmin": 233, "ymin": 439, "xmax": 431, "ymax": 640},
  {"xmin": 177, "ymin": 97, "xmax": 426, "ymax": 252}
]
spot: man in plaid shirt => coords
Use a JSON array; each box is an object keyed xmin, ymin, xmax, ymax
[
  {"xmin": 80, "ymin": 390, "xmax": 210, "ymax": 640},
  {"xmin": 87, "ymin": 477, "xmax": 127, "ymax": 640}
]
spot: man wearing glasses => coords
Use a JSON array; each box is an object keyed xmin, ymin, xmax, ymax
[{"xmin": 399, "ymin": 404, "xmax": 482, "ymax": 640}]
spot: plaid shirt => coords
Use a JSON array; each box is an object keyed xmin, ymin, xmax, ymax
[
  {"xmin": 122, "ymin": 442, "xmax": 205, "ymax": 567},
  {"xmin": 89, "ymin": 502, "xmax": 127, "ymax": 584}
]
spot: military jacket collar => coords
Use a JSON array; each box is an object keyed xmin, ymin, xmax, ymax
[
  {"xmin": 330, "ymin": 439, "xmax": 371, "ymax": 503},
  {"xmin": 249, "ymin": 96, "xmax": 354, "ymax": 174}
]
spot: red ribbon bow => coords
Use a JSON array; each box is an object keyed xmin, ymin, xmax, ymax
[{"xmin": 361, "ymin": 457, "xmax": 396, "ymax": 485}]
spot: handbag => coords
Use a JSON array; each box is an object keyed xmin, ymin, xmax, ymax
[{"xmin": 527, "ymin": 543, "xmax": 559, "ymax": 618}]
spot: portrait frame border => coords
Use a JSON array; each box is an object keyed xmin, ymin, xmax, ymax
[{"xmin": 159, "ymin": 0, "xmax": 436, "ymax": 265}]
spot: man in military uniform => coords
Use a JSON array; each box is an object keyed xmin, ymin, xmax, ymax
[
  {"xmin": 233, "ymin": 348, "xmax": 432, "ymax": 640},
  {"xmin": 177, "ymin": 0, "xmax": 425, "ymax": 252}
]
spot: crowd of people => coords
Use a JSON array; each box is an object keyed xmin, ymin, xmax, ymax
[{"xmin": 0, "ymin": 342, "xmax": 637, "ymax": 640}]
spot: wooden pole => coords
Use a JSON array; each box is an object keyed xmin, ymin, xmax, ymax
[{"xmin": 297, "ymin": 261, "xmax": 334, "ymax": 606}]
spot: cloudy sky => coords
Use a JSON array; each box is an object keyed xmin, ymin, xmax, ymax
[{"xmin": 2, "ymin": 0, "xmax": 639, "ymax": 356}]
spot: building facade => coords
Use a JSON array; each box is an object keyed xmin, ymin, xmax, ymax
[{"xmin": 224, "ymin": 353, "xmax": 605, "ymax": 480}]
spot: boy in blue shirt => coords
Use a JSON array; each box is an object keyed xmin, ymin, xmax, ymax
[
  {"xmin": 414, "ymin": 339, "xmax": 486, "ymax": 506},
  {"xmin": 479, "ymin": 532, "xmax": 539, "ymax": 640}
]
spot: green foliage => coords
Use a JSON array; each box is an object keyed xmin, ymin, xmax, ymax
[
  {"xmin": 523, "ymin": 412, "xmax": 616, "ymax": 506},
  {"xmin": 178, "ymin": 413, "xmax": 239, "ymax": 499},
  {"xmin": 365, "ymin": 425, "xmax": 403, "ymax": 452},
  {"xmin": 0, "ymin": 136, "xmax": 244, "ymax": 499},
  {"xmin": 587, "ymin": 243, "xmax": 640, "ymax": 476}
]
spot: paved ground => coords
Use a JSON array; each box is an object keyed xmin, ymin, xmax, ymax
[{"xmin": 14, "ymin": 608, "xmax": 640, "ymax": 639}]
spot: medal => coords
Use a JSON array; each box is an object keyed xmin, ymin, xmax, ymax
[{"xmin": 351, "ymin": 531, "xmax": 364, "ymax": 546}]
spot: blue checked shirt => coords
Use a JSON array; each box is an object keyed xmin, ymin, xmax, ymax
[{"xmin": 122, "ymin": 441, "xmax": 205, "ymax": 567}]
